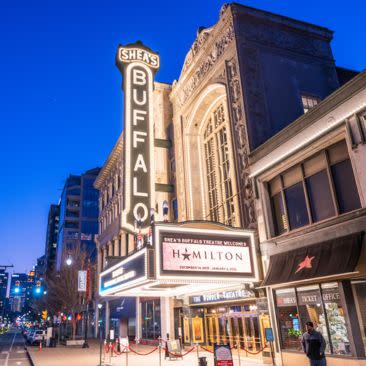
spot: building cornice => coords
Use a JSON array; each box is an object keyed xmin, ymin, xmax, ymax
[{"xmin": 94, "ymin": 133, "xmax": 123, "ymax": 189}]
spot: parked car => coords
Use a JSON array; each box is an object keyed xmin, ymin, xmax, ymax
[
  {"xmin": 30, "ymin": 330, "xmax": 46, "ymax": 345},
  {"xmin": 26, "ymin": 329, "xmax": 35, "ymax": 343}
]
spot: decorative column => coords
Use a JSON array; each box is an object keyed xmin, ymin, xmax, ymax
[
  {"xmin": 160, "ymin": 297, "xmax": 174, "ymax": 340},
  {"xmin": 105, "ymin": 300, "xmax": 110, "ymax": 339},
  {"xmin": 135, "ymin": 297, "xmax": 141, "ymax": 339}
]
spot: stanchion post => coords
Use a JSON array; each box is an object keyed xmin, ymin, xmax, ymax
[
  {"xmin": 270, "ymin": 341, "xmax": 276, "ymax": 366},
  {"xmin": 109, "ymin": 342, "xmax": 112, "ymax": 363},
  {"xmin": 237, "ymin": 335, "xmax": 241, "ymax": 366},
  {"xmin": 126, "ymin": 342, "xmax": 128, "ymax": 366},
  {"xmin": 196, "ymin": 342, "xmax": 199, "ymax": 365},
  {"xmin": 159, "ymin": 336, "xmax": 162, "ymax": 366}
]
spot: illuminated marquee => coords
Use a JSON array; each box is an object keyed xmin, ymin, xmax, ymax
[
  {"xmin": 116, "ymin": 42, "xmax": 159, "ymax": 233},
  {"xmin": 155, "ymin": 225, "xmax": 259, "ymax": 282},
  {"xmin": 99, "ymin": 249, "xmax": 147, "ymax": 295}
]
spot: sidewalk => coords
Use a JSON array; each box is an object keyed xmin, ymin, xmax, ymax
[{"xmin": 27, "ymin": 340, "xmax": 265, "ymax": 366}]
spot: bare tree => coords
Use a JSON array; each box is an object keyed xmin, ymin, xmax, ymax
[{"xmin": 44, "ymin": 246, "xmax": 95, "ymax": 339}]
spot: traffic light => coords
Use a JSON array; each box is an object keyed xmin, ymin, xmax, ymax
[
  {"xmin": 34, "ymin": 280, "xmax": 42, "ymax": 295},
  {"xmin": 42, "ymin": 310, "xmax": 48, "ymax": 320},
  {"xmin": 14, "ymin": 280, "xmax": 20, "ymax": 294}
]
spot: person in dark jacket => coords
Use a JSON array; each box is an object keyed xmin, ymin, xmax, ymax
[{"xmin": 302, "ymin": 321, "xmax": 326, "ymax": 366}]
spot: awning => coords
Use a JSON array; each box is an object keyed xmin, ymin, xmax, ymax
[{"xmin": 262, "ymin": 232, "xmax": 364, "ymax": 286}]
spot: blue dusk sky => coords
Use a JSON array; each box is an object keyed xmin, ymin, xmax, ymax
[{"xmin": 0, "ymin": 0, "xmax": 365, "ymax": 273}]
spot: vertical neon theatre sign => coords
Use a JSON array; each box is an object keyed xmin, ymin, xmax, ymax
[{"xmin": 116, "ymin": 42, "xmax": 160, "ymax": 233}]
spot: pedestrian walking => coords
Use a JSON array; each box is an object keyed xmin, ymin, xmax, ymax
[{"xmin": 302, "ymin": 321, "xmax": 326, "ymax": 366}]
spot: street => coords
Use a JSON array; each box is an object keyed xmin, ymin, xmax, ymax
[{"xmin": 0, "ymin": 328, "xmax": 31, "ymax": 366}]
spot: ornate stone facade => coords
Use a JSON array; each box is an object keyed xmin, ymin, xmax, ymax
[
  {"xmin": 171, "ymin": 4, "xmax": 256, "ymax": 229},
  {"xmin": 225, "ymin": 58, "xmax": 257, "ymax": 228}
]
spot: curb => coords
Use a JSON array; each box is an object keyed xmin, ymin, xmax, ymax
[{"xmin": 25, "ymin": 346, "xmax": 37, "ymax": 366}]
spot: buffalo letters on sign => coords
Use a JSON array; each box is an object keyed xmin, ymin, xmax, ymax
[{"xmin": 116, "ymin": 43, "xmax": 160, "ymax": 233}]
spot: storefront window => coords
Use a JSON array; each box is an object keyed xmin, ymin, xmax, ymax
[
  {"xmin": 275, "ymin": 288, "xmax": 301, "ymax": 350},
  {"xmin": 141, "ymin": 299, "xmax": 161, "ymax": 339},
  {"xmin": 275, "ymin": 283, "xmax": 351, "ymax": 356},
  {"xmin": 352, "ymin": 280, "xmax": 366, "ymax": 352},
  {"xmin": 321, "ymin": 283, "xmax": 350, "ymax": 355},
  {"xmin": 297, "ymin": 285, "xmax": 330, "ymax": 353}
]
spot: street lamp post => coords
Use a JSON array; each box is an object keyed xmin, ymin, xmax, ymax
[
  {"xmin": 98, "ymin": 303, "xmax": 103, "ymax": 366},
  {"xmin": 82, "ymin": 300, "xmax": 89, "ymax": 348}
]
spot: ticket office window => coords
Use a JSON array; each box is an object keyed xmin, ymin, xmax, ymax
[{"xmin": 275, "ymin": 283, "xmax": 351, "ymax": 355}]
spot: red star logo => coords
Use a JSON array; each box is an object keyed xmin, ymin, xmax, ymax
[{"xmin": 295, "ymin": 255, "xmax": 315, "ymax": 274}]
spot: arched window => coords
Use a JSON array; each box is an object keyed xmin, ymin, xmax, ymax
[{"xmin": 203, "ymin": 103, "xmax": 236, "ymax": 225}]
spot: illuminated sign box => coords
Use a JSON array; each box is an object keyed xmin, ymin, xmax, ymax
[
  {"xmin": 99, "ymin": 249, "xmax": 148, "ymax": 296},
  {"xmin": 116, "ymin": 42, "xmax": 159, "ymax": 234},
  {"xmin": 189, "ymin": 289, "xmax": 255, "ymax": 305},
  {"xmin": 155, "ymin": 225, "xmax": 258, "ymax": 282}
]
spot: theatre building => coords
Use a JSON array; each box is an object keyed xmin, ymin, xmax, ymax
[
  {"xmin": 96, "ymin": 3, "xmax": 366, "ymax": 365},
  {"xmin": 250, "ymin": 70, "xmax": 366, "ymax": 366}
]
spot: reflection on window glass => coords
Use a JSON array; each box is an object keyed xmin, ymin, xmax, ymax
[
  {"xmin": 275, "ymin": 288, "xmax": 301, "ymax": 350},
  {"xmin": 297, "ymin": 285, "xmax": 330, "ymax": 353},
  {"xmin": 331, "ymin": 160, "xmax": 361, "ymax": 214},
  {"xmin": 284, "ymin": 183, "xmax": 309, "ymax": 229},
  {"xmin": 321, "ymin": 283, "xmax": 351, "ymax": 355},
  {"xmin": 271, "ymin": 193, "xmax": 288, "ymax": 235},
  {"xmin": 306, "ymin": 170, "xmax": 335, "ymax": 222}
]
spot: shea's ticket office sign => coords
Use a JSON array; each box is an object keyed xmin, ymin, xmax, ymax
[
  {"xmin": 155, "ymin": 226, "xmax": 258, "ymax": 282},
  {"xmin": 116, "ymin": 42, "xmax": 159, "ymax": 233}
]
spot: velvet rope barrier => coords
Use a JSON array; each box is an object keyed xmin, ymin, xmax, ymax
[
  {"xmin": 200, "ymin": 343, "xmax": 268, "ymax": 355},
  {"xmin": 199, "ymin": 345, "xmax": 214, "ymax": 353},
  {"xmin": 127, "ymin": 345, "xmax": 159, "ymax": 355},
  {"xmin": 240, "ymin": 344, "xmax": 268, "ymax": 355},
  {"xmin": 162, "ymin": 345, "xmax": 196, "ymax": 357}
]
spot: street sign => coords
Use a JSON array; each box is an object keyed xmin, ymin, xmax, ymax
[{"xmin": 78, "ymin": 270, "xmax": 87, "ymax": 292}]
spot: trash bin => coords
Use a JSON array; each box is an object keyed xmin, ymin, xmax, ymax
[
  {"xmin": 49, "ymin": 337, "xmax": 57, "ymax": 347},
  {"xmin": 198, "ymin": 356, "xmax": 207, "ymax": 366}
]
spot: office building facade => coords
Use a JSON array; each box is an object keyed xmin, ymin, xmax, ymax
[
  {"xmin": 0, "ymin": 269, "xmax": 9, "ymax": 318},
  {"xmin": 56, "ymin": 168, "xmax": 100, "ymax": 270},
  {"xmin": 44, "ymin": 204, "xmax": 60, "ymax": 277}
]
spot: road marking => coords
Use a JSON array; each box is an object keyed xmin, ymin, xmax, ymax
[
  {"xmin": 1, "ymin": 351, "xmax": 8, "ymax": 354},
  {"xmin": 16, "ymin": 350, "xmax": 26, "ymax": 353},
  {"xmin": 5, "ymin": 332, "xmax": 16, "ymax": 366}
]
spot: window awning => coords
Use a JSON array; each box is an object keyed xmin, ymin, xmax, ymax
[{"xmin": 262, "ymin": 232, "xmax": 364, "ymax": 286}]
